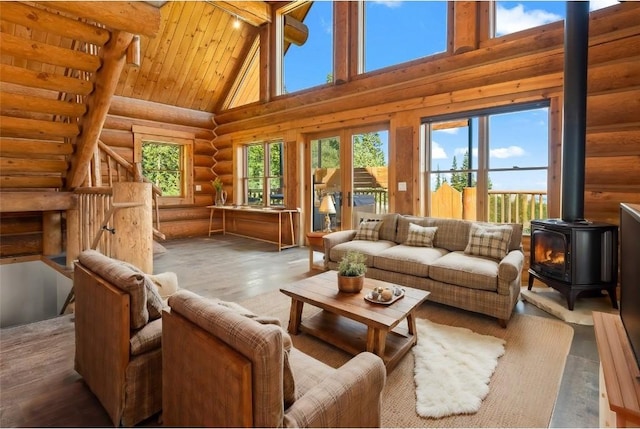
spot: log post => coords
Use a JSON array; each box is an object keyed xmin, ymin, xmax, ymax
[
  {"xmin": 42, "ymin": 211, "xmax": 62, "ymax": 256},
  {"xmin": 66, "ymin": 208, "xmax": 80, "ymax": 268},
  {"xmin": 112, "ymin": 182, "xmax": 152, "ymax": 273},
  {"xmin": 453, "ymin": 1, "xmax": 479, "ymax": 54}
]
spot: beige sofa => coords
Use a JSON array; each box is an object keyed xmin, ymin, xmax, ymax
[{"xmin": 323, "ymin": 214, "xmax": 524, "ymax": 327}]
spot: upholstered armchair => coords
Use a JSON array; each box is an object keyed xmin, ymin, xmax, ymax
[
  {"xmin": 74, "ymin": 250, "xmax": 165, "ymax": 427},
  {"xmin": 162, "ymin": 289, "xmax": 387, "ymax": 427}
]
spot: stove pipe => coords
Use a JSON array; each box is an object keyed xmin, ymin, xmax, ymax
[{"xmin": 561, "ymin": 1, "xmax": 590, "ymax": 222}]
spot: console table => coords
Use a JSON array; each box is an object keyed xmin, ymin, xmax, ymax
[{"xmin": 207, "ymin": 205, "xmax": 299, "ymax": 251}]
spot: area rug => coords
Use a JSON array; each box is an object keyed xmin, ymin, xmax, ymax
[
  {"xmin": 521, "ymin": 286, "xmax": 619, "ymax": 326},
  {"xmin": 240, "ymin": 289, "xmax": 574, "ymax": 428},
  {"xmin": 413, "ymin": 319, "xmax": 505, "ymax": 418}
]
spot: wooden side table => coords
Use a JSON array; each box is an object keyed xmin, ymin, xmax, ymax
[{"xmin": 306, "ymin": 231, "xmax": 329, "ymax": 271}]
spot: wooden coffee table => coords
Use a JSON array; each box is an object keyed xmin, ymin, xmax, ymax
[{"xmin": 280, "ymin": 270, "xmax": 430, "ymax": 372}]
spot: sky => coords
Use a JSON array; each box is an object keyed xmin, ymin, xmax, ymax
[{"xmin": 283, "ymin": 1, "xmax": 620, "ymax": 192}]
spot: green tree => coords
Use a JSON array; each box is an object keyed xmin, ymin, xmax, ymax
[
  {"xmin": 142, "ymin": 143, "xmax": 181, "ymax": 196},
  {"xmin": 353, "ymin": 133, "xmax": 386, "ymax": 167},
  {"xmin": 450, "ymin": 156, "xmax": 466, "ymax": 192}
]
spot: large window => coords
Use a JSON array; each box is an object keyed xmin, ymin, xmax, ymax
[
  {"xmin": 243, "ymin": 141, "xmax": 285, "ymax": 207},
  {"xmin": 425, "ymin": 103, "xmax": 550, "ymax": 233},
  {"xmin": 493, "ymin": 1, "xmax": 564, "ymax": 37},
  {"xmin": 279, "ymin": 1, "xmax": 333, "ymax": 94},
  {"xmin": 364, "ymin": 1, "xmax": 447, "ymax": 72},
  {"xmin": 133, "ymin": 127, "xmax": 194, "ymax": 206}
]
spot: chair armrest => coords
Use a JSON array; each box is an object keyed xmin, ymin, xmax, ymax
[
  {"xmin": 323, "ymin": 230, "xmax": 357, "ymax": 267},
  {"xmin": 283, "ymin": 352, "xmax": 386, "ymax": 428},
  {"xmin": 498, "ymin": 249, "xmax": 525, "ymax": 284}
]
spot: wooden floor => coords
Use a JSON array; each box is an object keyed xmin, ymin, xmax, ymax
[{"xmin": 0, "ymin": 234, "xmax": 601, "ymax": 427}]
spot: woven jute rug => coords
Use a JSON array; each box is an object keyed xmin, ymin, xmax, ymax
[{"xmin": 241, "ymin": 289, "xmax": 574, "ymax": 428}]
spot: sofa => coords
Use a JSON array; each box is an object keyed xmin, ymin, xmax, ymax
[
  {"xmin": 162, "ymin": 289, "xmax": 387, "ymax": 427},
  {"xmin": 323, "ymin": 214, "xmax": 524, "ymax": 327},
  {"xmin": 74, "ymin": 250, "xmax": 166, "ymax": 426}
]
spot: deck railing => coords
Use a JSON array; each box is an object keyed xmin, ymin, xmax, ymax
[{"xmin": 488, "ymin": 190, "xmax": 547, "ymax": 234}]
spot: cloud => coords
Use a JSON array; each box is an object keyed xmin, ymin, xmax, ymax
[
  {"xmin": 432, "ymin": 141, "xmax": 447, "ymax": 159},
  {"xmin": 496, "ymin": 4, "xmax": 562, "ymax": 36},
  {"xmin": 369, "ymin": 0, "xmax": 403, "ymax": 8},
  {"xmin": 589, "ymin": 0, "xmax": 619, "ymax": 11},
  {"xmin": 320, "ymin": 17, "xmax": 332, "ymax": 35},
  {"xmin": 490, "ymin": 146, "xmax": 526, "ymax": 159},
  {"xmin": 454, "ymin": 147, "xmax": 478, "ymax": 157},
  {"xmin": 438, "ymin": 128, "xmax": 459, "ymax": 135}
]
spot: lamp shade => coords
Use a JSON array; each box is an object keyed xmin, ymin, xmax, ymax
[{"xmin": 319, "ymin": 194, "xmax": 336, "ymax": 214}]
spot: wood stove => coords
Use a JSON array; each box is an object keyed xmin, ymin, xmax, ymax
[{"xmin": 528, "ymin": 219, "xmax": 618, "ymax": 310}]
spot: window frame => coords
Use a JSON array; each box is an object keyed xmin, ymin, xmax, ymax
[
  {"xmin": 133, "ymin": 126, "xmax": 194, "ymax": 206},
  {"xmin": 241, "ymin": 140, "xmax": 286, "ymax": 207}
]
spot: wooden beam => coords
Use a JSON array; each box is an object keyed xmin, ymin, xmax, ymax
[
  {"xmin": 0, "ymin": 33, "xmax": 101, "ymax": 73},
  {"xmin": 210, "ymin": 1, "xmax": 271, "ymax": 27},
  {"xmin": 284, "ymin": 15, "xmax": 308, "ymax": 46},
  {"xmin": 0, "ymin": 158, "xmax": 68, "ymax": 174},
  {"xmin": 0, "ymin": 116, "xmax": 79, "ymax": 139},
  {"xmin": 0, "ymin": 64, "xmax": 93, "ymax": 96},
  {"xmin": 0, "ymin": 92, "xmax": 86, "ymax": 118},
  {"xmin": 333, "ymin": 2, "xmax": 349, "ymax": 84},
  {"xmin": 109, "ymin": 95, "xmax": 215, "ymax": 129},
  {"xmin": 0, "ymin": 176, "xmax": 64, "ymax": 189},
  {"xmin": 453, "ymin": 2, "xmax": 479, "ymax": 54},
  {"xmin": 0, "ymin": 2, "xmax": 110, "ymax": 46},
  {"xmin": 0, "ymin": 191, "xmax": 77, "ymax": 212},
  {"xmin": 68, "ymin": 31, "xmax": 135, "ymax": 189},
  {"xmin": 36, "ymin": 1, "xmax": 162, "ymax": 37},
  {"xmin": 0, "ymin": 138, "xmax": 72, "ymax": 157}
]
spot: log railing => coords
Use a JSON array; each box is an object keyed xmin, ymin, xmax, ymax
[
  {"xmin": 90, "ymin": 140, "xmax": 165, "ymax": 239},
  {"xmin": 75, "ymin": 186, "xmax": 115, "ymax": 256}
]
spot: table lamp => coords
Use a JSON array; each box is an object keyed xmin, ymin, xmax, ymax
[{"xmin": 319, "ymin": 194, "xmax": 336, "ymax": 232}]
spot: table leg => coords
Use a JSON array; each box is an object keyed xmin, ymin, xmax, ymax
[
  {"xmin": 278, "ymin": 212, "xmax": 282, "ymax": 251},
  {"xmin": 407, "ymin": 311, "xmax": 418, "ymax": 345},
  {"xmin": 208, "ymin": 207, "xmax": 215, "ymax": 237},
  {"xmin": 287, "ymin": 299, "xmax": 304, "ymax": 334},
  {"xmin": 366, "ymin": 327, "xmax": 376, "ymax": 352},
  {"xmin": 374, "ymin": 329, "xmax": 388, "ymax": 358}
]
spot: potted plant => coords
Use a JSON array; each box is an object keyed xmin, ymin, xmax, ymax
[
  {"xmin": 337, "ymin": 251, "xmax": 367, "ymax": 293},
  {"xmin": 211, "ymin": 177, "xmax": 227, "ymax": 206}
]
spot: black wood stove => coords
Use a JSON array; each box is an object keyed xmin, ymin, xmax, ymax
[{"xmin": 526, "ymin": 3, "xmax": 619, "ymax": 311}]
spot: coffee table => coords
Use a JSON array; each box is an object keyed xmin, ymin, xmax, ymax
[{"xmin": 280, "ymin": 270, "xmax": 430, "ymax": 372}]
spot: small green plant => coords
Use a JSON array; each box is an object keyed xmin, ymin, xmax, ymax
[
  {"xmin": 211, "ymin": 177, "xmax": 223, "ymax": 192},
  {"xmin": 338, "ymin": 251, "xmax": 367, "ymax": 277}
]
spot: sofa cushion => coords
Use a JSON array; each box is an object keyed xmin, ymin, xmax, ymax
[
  {"xmin": 429, "ymin": 251, "xmax": 499, "ymax": 292},
  {"xmin": 355, "ymin": 212, "xmax": 399, "ymax": 242},
  {"xmin": 144, "ymin": 276, "xmax": 165, "ymax": 321},
  {"xmin": 354, "ymin": 220, "xmax": 382, "ymax": 241},
  {"xmin": 397, "ymin": 216, "xmax": 471, "ymax": 251},
  {"xmin": 147, "ymin": 271, "xmax": 180, "ymax": 299},
  {"xmin": 331, "ymin": 240, "xmax": 397, "ymax": 268},
  {"xmin": 374, "ymin": 245, "xmax": 448, "ymax": 277},
  {"xmin": 130, "ymin": 317, "xmax": 162, "ymax": 356},
  {"xmin": 476, "ymin": 221, "xmax": 523, "ymax": 251},
  {"xmin": 78, "ymin": 250, "xmax": 149, "ymax": 330},
  {"xmin": 404, "ymin": 224, "xmax": 438, "ymax": 247},
  {"xmin": 464, "ymin": 223, "xmax": 513, "ymax": 260}
]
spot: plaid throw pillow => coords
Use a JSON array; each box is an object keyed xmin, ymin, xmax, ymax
[
  {"xmin": 405, "ymin": 223, "xmax": 438, "ymax": 247},
  {"xmin": 354, "ymin": 220, "xmax": 382, "ymax": 241},
  {"xmin": 464, "ymin": 223, "xmax": 513, "ymax": 260}
]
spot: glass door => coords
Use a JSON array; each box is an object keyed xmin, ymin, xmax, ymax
[
  {"xmin": 310, "ymin": 136, "xmax": 341, "ymax": 232},
  {"xmin": 349, "ymin": 128, "xmax": 389, "ymax": 226}
]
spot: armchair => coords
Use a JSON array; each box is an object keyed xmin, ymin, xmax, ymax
[
  {"xmin": 74, "ymin": 250, "xmax": 164, "ymax": 427},
  {"xmin": 162, "ymin": 289, "xmax": 386, "ymax": 427}
]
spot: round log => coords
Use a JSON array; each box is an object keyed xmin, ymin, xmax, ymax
[{"xmin": 112, "ymin": 182, "xmax": 153, "ymax": 273}]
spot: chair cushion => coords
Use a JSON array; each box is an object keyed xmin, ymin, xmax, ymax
[
  {"xmin": 354, "ymin": 220, "xmax": 382, "ymax": 241},
  {"xmin": 147, "ymin": 272, "xmax": 180, "ymax": 299},
  {"xmin": 354, "ymin": 213, "xmax": 399, "ymax": 242},
  {"xmin": 330, "ymin": 240, "xmax": 397, "ymax": 267},
  {"xmin": 464, "ymin": 223, "xmax": 513, "ymax": 260},
  {"xmin": 78, "ymin": 250, "xmax": 149, "ymax": 330},
  {"xmin": 130, "ymin": 317, "xmax": 162, "ymax": 356},
  {"xmin": 429, "ymin": 251, "xmax": 499, "ymax": 291},
  {"xmin": 404, "ymin": 224, "xmax": 437, "ymax": 247}
]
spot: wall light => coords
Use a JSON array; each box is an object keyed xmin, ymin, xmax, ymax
[{"xmin": 233, "ymin": 15, "xmax": 241, "ymax": 29}]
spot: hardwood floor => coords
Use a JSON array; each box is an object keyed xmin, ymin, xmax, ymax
[{"xmin": 0, "ymin": 235, "xmax": 600, "ymax": 427}]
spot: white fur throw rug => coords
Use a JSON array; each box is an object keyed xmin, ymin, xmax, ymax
[{"xmin": 413, "ymin": 319, "xmax": 506, "ymax": 418}]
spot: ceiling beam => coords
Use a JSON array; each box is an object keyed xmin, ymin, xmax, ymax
[
  {"xmin": 35, "ymin": 1, "xmax": 162, "ymax": 37},
  {"xmin": 207, "ymin": 1, "xmax": 271, "ymax": 27},
  {"xmin": 67, "ymin": 31, "xmax": 134, "ymax": 189}
]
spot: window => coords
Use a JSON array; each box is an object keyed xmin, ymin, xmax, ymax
[
  {"xmin": 424, "ymin": 103, "xmax": 550, "ymax": 233},
  {"xmin": 278, "ymin": 1, "xmax": 333, "ymax": 95},
  {"xmin": 364, "ymin": 1, "xmax": 447, "ymax": 72},
  {"xmin": 133, "ymin": 126, "xmax": 194, "ymax": 206},
  {"xmin": 493, "ymin": 1, "xmax": 564, "ymax": 37},
  {"xmin": 243, "ymin": 141, "xmax": 284, "ymax": 207}
]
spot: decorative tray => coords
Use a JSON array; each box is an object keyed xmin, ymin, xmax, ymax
[{"xmin": 364, "ymin": 288, "xmax": 405, "ymax": 305}]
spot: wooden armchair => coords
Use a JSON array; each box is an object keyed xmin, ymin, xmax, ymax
[
  {"xmin": 74, "ymin": 250, "xmax": 164, "ymax": 427},
  {"xmin": 162, "ymin": 289, "xmax": 387, "ymax": 427}
]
